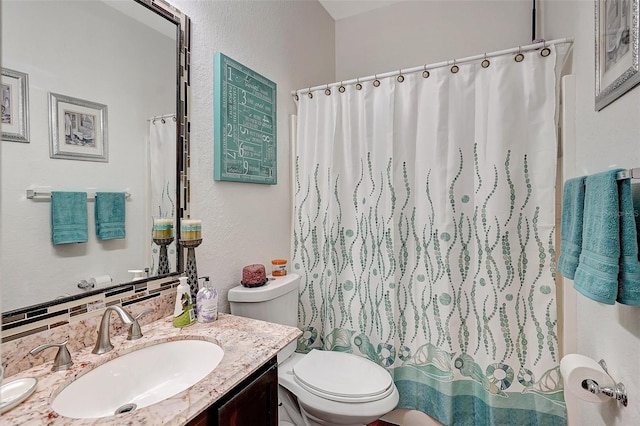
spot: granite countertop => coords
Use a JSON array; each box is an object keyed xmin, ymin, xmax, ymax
[{"xmin": 1, "ymin": 313, "xmax": 301, "ymax": 425}]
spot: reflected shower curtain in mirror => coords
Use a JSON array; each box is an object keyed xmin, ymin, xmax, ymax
[
  {"xmin": 148, "ymin": 115, "xmax": 176, "ymax": 275},
  {"xmin": 293, "ymin": 46, "xmax": 565, "ymax": 425}
]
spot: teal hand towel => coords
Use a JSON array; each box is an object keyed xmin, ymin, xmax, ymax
[
  {"xmin": 557, "ymin": 176, "xmax": 586, "ymax": 279},
  {"xmin": 51, "ymin": 192, "xmax": 88, "ymax": 245},
  {"xmin": 95, "ymin": 192, "xmax": 126, "ymax": 240},
  {"xmin": 617, "ymin": 181, "xmax": 640, "ymax": 305},
  {"xmin": 573, "ymin": 169, "xmax": 624, "ymax": 304}
]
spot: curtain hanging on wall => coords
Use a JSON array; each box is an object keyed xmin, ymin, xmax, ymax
[
  {"xmin": 292, "ymin": 46, "xmax": 565, "ymax": 425},
  {"xmin": 148, "ymin": 115, "xmax": 176, "ymax": 275}
]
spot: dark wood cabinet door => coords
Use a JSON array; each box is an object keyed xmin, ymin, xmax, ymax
[
  {"xmin": 217, "ymin": 360, "xmax": 278, "ymax": 426},
  {"xmin": 186, "ymin": 356, "xmax": 278, "ymax": 426}
]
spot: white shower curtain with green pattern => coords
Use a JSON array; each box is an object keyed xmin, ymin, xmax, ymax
[{"xmin": 292, "ymin": 46, "xmax": 565, "ymax": 426}]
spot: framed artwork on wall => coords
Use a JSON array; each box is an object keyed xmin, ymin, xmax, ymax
[
  {"xmin": 49, "ymin": 92, "xmax": 108, "ymax": 162},
  {"xmin": 1, "ymin": 68, "xmax": 30, "ymax": 143},
  {"xmin": 213, "ymin": 52, "xmax": 277, "ymax": 185},
  {"xmin": 595, "ymin": 0, "xmax": 640, "ymax": 110}
]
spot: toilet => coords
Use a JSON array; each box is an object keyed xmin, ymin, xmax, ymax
[{"xmin": 228, "ymin": 273, "xmax": 399, "ymax": 426}]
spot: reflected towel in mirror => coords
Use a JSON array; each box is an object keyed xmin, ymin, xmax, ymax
[
  {"xmin": 95, "ymin": 192, "xmax": 126, "ymax": 240},
  {"xmin": 51, "ymin": 192, "xmax": 88, "ymax": 245}
]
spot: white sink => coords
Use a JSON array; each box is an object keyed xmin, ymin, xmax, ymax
[{"xmin": 51, "ymin": 339, "xmax": 224, "ymax": 419}]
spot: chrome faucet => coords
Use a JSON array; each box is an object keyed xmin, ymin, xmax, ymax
[
  {"xmin": 92, "ymin": 306, "xmax": 153, "ymax": 355},
  {"xmin": 30, "ymin": 339, "xmax": 73, "ymax": 371}
]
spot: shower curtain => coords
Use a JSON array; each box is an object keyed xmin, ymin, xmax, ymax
[
  {"xmin": 293, "ymin": 46, "xmax": 565, "ymax": 425},
  {"xmin": 148, "ymin": 115, "xmax": 176, "ymax": 275}
]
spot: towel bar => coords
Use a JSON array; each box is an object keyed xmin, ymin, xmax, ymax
[
  {"xmin": 616, "ymin": 168, "xmax": 640, "ymax": 180},
  {"xmin": 26, "ymin": 190, "xmax": 132, "ymax": 201}
]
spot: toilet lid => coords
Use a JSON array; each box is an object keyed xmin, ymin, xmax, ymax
[{"xmin": 292, "ymin": 350, "xmax": 394, "ymax": 403}]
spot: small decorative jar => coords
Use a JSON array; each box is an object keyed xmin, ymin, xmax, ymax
[{"xmin": 271, "ymin": 259, "xmax": 287, "ymax": 276}]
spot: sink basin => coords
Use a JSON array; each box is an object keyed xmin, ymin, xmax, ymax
[{"xmin": 51, "ymin": 339, "xmax": 224, "ymax": 419}]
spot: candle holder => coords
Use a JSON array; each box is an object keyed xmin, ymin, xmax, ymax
[
  {"xmin": 180, "ymin": 238, "xmax": 202, "ymax": 302},
  {"xmin": 153, "ymin": 237, "xmax": 174, "ymax": 275}
]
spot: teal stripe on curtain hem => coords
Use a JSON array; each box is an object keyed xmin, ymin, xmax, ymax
[{"xmin": 394, "ymin": 367, "xmax": 566, "ymax": 426}]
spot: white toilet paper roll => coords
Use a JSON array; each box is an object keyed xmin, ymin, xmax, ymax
[
  {"xmin": 560, "ymin": 353, "xmax": 615, "ymax": 403},
  {"xmin": 88, "ymin": 275, "xmax": 113, "ymax": 288}
]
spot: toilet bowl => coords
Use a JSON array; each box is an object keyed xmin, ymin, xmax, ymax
[
  {"xmin": 228, "ymin": 274, "xmax": 399, "ymax": 426},
  {"xmin": 278, "ymin": 351, "xmax": 399, "ymax": 426}
]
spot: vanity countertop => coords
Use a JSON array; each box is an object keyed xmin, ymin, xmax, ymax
[{"xmin": 1, "ymin": 313, "xmax": 301, "ymax": 425}]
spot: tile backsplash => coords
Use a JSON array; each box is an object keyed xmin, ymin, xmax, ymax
[{"xmin": 1, "ymin": 275, "xmax": 180, "ymax": 377}]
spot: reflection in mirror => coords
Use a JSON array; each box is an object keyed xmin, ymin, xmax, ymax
[{"xmin": 1, "ymin": 0, "xmax": 189, "ymax": 313}]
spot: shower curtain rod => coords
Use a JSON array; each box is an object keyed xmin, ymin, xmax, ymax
[{"xmin": 292, "ymin": 37, "xmax": 574, "ymax": 96}]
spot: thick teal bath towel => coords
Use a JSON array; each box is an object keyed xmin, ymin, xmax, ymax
[
  {"xmin": 558, "ymin": 176, "xmax": 586, "ymax": 279},
  {"xmin": 573, "ymin": 169, "xmax": 624, "ymax": 304},
  {"xmin": 95, "ymin": 192, "xmax": 126, "ymax": 240},
  {"xmin": 617, "ymin": 181, "xmax": 640, "ymax": 305},
  {"xmin": 51, "ymin": 192, "xmax": 88, "ymax": 245}
]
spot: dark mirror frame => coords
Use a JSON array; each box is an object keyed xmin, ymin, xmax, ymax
[{"xmin": 1, "ymin": 0, "xmax": 191, "ymax": 320}]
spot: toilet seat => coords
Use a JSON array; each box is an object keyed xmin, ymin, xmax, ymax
[{"xmin": 292, "ymin": 349, "xmax": 395, "ymax": 403}]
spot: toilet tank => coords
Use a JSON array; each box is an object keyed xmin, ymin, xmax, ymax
[{"xmin": 228, "ymin": 273, "xmax": 300, "ymax": 328}]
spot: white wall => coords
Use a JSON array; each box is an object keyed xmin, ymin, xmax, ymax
[
  {"xmin": 543, "ymin": 1, "xmax": 640, "ymax": 425},
  {"xmin": 1, "ymin": 0, "xmax": 175, "ymax": 311},
  {"xmin": 170, "ymin": 0, "xmax": 335, "ymax": 312},
  {"xmin": 335, "ymin": 0, "xmax": 532, "ymax": 80}
]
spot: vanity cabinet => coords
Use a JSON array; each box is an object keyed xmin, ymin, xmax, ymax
[{"xmin": 188, "ymin": 356, "xmax": 278, "ymax": 426}]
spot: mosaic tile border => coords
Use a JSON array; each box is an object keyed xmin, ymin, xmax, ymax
[
  {"xmin": 1, "ymin": 275, "xmax": 180, "ymax": 342},
  {"xmin": 1, "ymin": 287, "xmax": 178, "ymax": 378}
]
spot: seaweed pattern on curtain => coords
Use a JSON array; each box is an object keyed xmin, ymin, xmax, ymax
[{"xmin": 292, "ymin": 145, "xmax": 566, "ymax": 426}]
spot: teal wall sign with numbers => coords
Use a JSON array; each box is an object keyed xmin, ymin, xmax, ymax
[{"xmin": 214, "ymin": 52, "xmax": 277, "ymax": 184}]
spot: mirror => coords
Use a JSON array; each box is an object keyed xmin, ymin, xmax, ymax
[{"xmin": 1, "ymin": 0, "xmax": 190, "ymax": 313}]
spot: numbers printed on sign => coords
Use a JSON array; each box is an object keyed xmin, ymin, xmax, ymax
[{"xmin": 215, "ymin": 53, "xmax": 276, "ymax": 184}]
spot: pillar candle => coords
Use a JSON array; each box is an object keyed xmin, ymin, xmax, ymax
[
  {"xmin": 153, "ymin": 218, "xmax": 174, "ymax": 239},
  {"xmin": 181, "ymin": 219, "xmax": 202, "ymax": 240}
]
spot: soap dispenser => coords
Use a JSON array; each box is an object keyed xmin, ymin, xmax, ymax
[
  {"xmin": 196, "ymin": 276, "xmax": 218, "ymax": 323},
  {"xmin": 173, "ymin": 276, "xmax": 196, "ymax": 327}
]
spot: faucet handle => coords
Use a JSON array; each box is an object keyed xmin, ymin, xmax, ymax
[
  {"xmin": 29, "ymin": 338, "xmax": 73, "ymax": 371},
  {"xmin": 128, "ymin": 308, "xmax": 154, "ymax": 340}
]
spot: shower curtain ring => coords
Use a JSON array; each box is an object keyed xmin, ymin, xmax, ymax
[
  {"xmin": 293, "ymin": 91, "xmax": 299, "ymax": 101},
  {"xmin": 373, "ymin": 74, "xmax": 381, "ymax": 87},
  {"xmin": 450, "ymin": 60, "xmax": 459, "ymax": 74},
  {"xmin": 308, "ymin": 88, "xmax": 313, "ymax": 99},
  {"xmin": 339, "ymin": 81, "xmax": 346, "ymax": 93},
  {"xmin": 422, "ymin": 65, "xmax": 430, "ymax": 78},
  {"xmin": 397, "ymin": 69, "xmax": 405, "ymax": 83},
  {"xmin": 356, "ymin": 78, "xmax": 362, "ymax": 90},
  {"xmin": 515, "ymin": 46, "xmax": 525, "ymax": 62},
  {"xmin": 161, "ymin": 118, "xmax": 166, "ymax": 124},
  {"xmin": 481, "ymin": 53, "xmax": 490, "ymax": 68},
  {"xmin": 325, "ymin": 84, "xmax": 331, "ymax": 96},
  {"xmin": 540, "ymin": 40, "xmax": 551, "ymax": 57}
]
